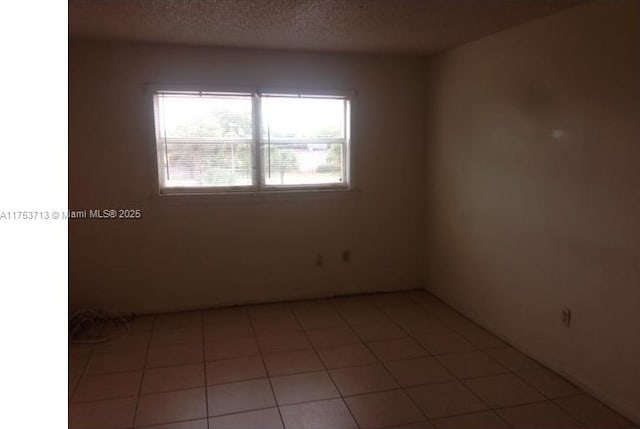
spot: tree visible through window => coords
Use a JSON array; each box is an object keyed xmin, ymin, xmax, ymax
[{"xmin": 153, "ymin": 90, "xmax": 351, "ymax": 193}]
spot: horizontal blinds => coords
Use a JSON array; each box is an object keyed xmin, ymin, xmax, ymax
[
  {"xmin": 261, "ymin": 95, "xmax": 348, "ymax": 186},
  {"xmin": 155, "ymin": 92, "xmax": 253, "ymax": 188},
  {"xmin": 153, "ymin": 91, "xmax": 350, "ymax": 191}
]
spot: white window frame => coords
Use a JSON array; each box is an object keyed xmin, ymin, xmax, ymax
[{"xmin": 152, "ymin": 87, "xmax": 353, "ymax": 195}]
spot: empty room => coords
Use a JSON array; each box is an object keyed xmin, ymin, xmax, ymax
[{"xmin": 57, "ymin": 0, "xmax": 640, "ymax": 428}]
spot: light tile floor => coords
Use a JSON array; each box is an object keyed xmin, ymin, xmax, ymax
[{"xmin": 69, "ymin": 290, "xmax": 636, "ymax": 429}]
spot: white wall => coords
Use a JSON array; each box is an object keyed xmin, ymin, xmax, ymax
[
  {"xmin": 70, "ymin": 1, "xmax": 640, "ymax": 421},
  {"xmin": 424, "ymin": 0, "xmax": 639, "ymax": 422},
  {"xmin": 69, "ymin": 41, "xmax": 426, "ymax": 314}
]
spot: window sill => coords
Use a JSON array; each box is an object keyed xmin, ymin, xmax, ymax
[{"xmin": 153, "ymin": 188, "xmax": 362, "ymax": 205}]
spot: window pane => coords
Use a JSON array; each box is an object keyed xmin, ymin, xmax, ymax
[
  {"xmin": 263, "ymin": 143, "xmax": 344, "ymax": 186},
  {"xmin": 163, "ymin": 143, "xmax": 252, "ymax": 187},
  {"xmin": 155, "ymin": 92, "xmax": 254, "ymax": 189},
  {"xmin": 261, "ymin": 96, "xmax": 345, "ymax": 140},
  {"xmin": 261, "ymin": 96, "xmax": 347, "ymax": 187},
  {"xmin": 159, "ymin": 94, "xmax": 253, "ymax": 140}
]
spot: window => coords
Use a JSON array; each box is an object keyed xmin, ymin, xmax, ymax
[{"xmin": 153, "ymin": 90, "xmax": 351, "ymax": 194}]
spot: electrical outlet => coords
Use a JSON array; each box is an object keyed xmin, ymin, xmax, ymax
[
  {"xmin": 561, "ymin": 306, "xmax": 572, "ymax": 327},
  {"xmin": 342, "ymin": 250, "xmax": 351, "ymax": 262}
]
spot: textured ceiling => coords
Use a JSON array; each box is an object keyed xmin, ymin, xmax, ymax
[{"xmin": 68, "ymin": 0, "xmax": 584, "ymax": 55}]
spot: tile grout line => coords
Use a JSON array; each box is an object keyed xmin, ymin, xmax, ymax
[
  {"xmin": 421, "ymin": 297, "xmax": 588, "ymax": 403},
  {"xmin": 79, "ymin": 348, "xmax": 560, "ymax": 406},
  {"xmin": 67, "ymin": 374, "xmax": 576, "ymax": 408},
  {"xmin": 378, "ymin": 297, "xmax": 501, "ymax": 424},
  {"xmin": 412, "ymin": 304, "xmax": 513, "ymax": 428},
  {"xmin": 290, "ymin": 304, "xmax": 364, "ymax": 429},
  {"xmin": 140, "ymin": 402, "xmax": 314, "ymax": 424},
  {"xmin": 68, "ymin": 292, "xmax": 622, "ymax": 428},
  {"xmin": 414, "ymin": 300, "xmax": 587, "ymax": 427},
  {"xmin": 403, "ymin": 299, "xmax": 517, "ymax": 429},
  {"xmin": 367, "ymin": 296, "xmax": 543, "ymax": 428},
  {"xmin": 93, "ymin": 385, "xmax": 566, "ymax": 428},
  {"xmin": 501, "ymin": 357, "xmax": 588, "ymax": 407},
  {"xmin": 69, "ymin": 343, "xmax": 95, "ymax": 402},
  {"xmin": 131, "ymin": 315, "xmax": 155, "ymax": 429},
  {"xmin": 411, "ymin": 299, "xmax": 585, "ymax": 428},
  {"xmin": 70, "ymin": 317, "xmax": 117, "ymax": 401},
  {"xmin": 334, "ymin": 296, "xmax": 456, "ymax": 427},
  {"xmin": 247, "ymin": 309, "xmax": 288, "ymax": 429},
  {"xmin": 350, "ymin": 299, "xmax": 439, "ymax": 427},
  {"xmin": 200, "ymin": 311, "xmax": 210, "ymax": 429},
  {"xmin": 426, "ymin": 356, "xmax": 517, "ymax": 429},
  {"xmin": 135, "ymin": 417, "xmax": 204, "ymax": 429}
]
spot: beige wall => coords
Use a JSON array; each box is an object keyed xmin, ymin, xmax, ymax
[
  {"xmin": 424, "ymin": 0, "xmax": 639, "ymax": 422},
  {"xmin": 70, "ymin": 0, "xmax": 640, "ymax": 421},
  {"xmin": 69, "ymin": 40, "xmax": 426, "ymax": 314}
]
